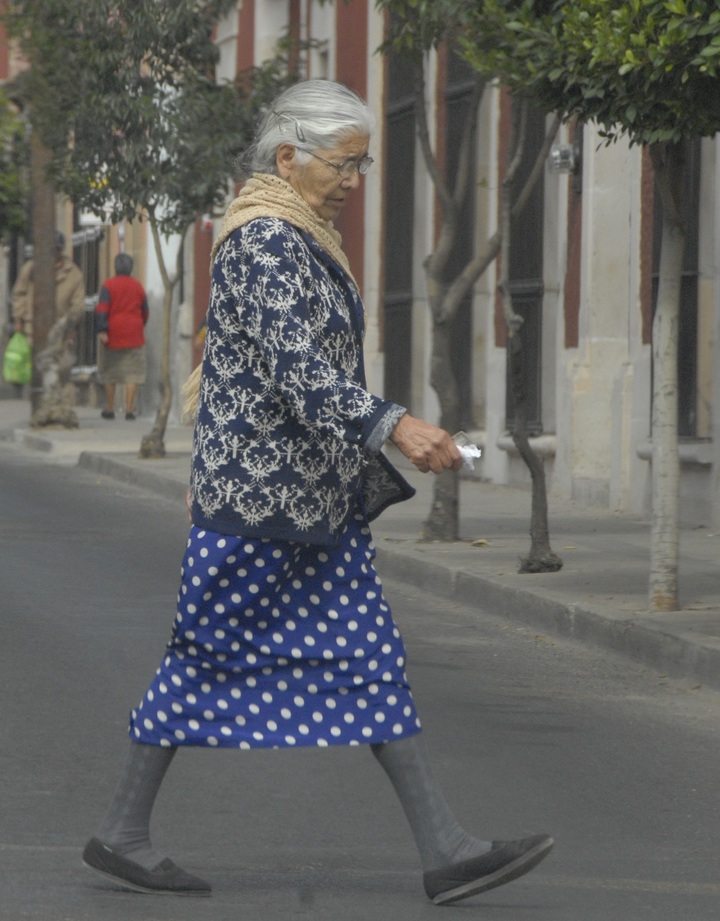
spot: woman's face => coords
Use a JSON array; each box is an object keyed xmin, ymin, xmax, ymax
[{"xmin": 277, "ymin": 131, "xmax": 370, "ymax": 221}]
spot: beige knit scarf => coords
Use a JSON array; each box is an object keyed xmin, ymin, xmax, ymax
[
  {"xmin": 182, "ymin": 173, "xmax": 360, "ymax": 418},
  {"xmin": 209, "ymin": 173, "xmax": 358, "ymax": 289}
]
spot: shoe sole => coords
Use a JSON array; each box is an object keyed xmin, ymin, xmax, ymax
[
  {"xmin": 431, "ymin": 836, "xmax": 554, "ymax": 905},
  {"xmin": 83, "ymin": 859, "xmax": 212, "ymax": 897}
]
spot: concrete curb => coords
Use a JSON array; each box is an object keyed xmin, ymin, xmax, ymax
[
  {"xmin": 375, "ymin": 546, "xmax": 720, "ymax": 692},
  {"xmin": 78, "ymin": 451, "xmax": 189, "ymax": 504}
]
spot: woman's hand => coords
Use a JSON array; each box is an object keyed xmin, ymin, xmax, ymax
[{"xmin": 389, "ymin": 413, "xmax": 462, "ymax": 474}]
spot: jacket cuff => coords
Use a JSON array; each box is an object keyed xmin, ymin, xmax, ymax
[{"xmin": 364, "ymin": 403, "xmax": 406, "ymax": 455}]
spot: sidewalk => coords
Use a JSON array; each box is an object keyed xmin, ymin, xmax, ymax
[{"xmin": 2, "ymin": 396, "xmax": 719, "ymax": 692}]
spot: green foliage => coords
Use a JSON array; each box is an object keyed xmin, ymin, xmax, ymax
[
  {"xmin": 376, "ymin": 0, "xmax": 474, "ymax": 55},
  {"xmin": 0, "ymin": 91, "xmax": 28, "ymax": 242},
  {"xmin": 459, "ymin": 0, "xmax": 720, "ymax": 145},
  {"xmin": 4, "ymin": 0, "xmax": 301, "ymax": 236}
]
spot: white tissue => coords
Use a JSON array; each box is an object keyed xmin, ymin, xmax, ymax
[{"xmin": 458, "ymin": 444, "xmax": 482, "ymax": 470}]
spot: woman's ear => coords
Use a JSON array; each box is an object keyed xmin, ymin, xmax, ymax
[{"xmin": 276, "ymin": 143, "xmax": 296, "ymax": 179}]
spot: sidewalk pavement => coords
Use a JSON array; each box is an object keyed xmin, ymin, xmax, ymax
[{"xmin": 2, "ymin": 396, "xmax": 719, "ymax": 692}]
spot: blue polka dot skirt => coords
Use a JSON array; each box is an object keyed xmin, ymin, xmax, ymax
[{"xmin": 129, "ymin": 510, "xmax": 422, "ymax": 749}]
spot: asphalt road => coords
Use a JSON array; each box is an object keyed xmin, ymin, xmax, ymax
[{"xmin": 1, "ymin": 443, "xmax": 719, "ymax": 921}]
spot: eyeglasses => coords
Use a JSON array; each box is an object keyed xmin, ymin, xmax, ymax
[{"xmin": 296, "ymin": 147, "xmax": 374, "ymax": 179}]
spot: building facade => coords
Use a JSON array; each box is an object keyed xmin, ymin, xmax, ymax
[{"xmin": 201, "ymin": 1, "xmax": 719, "ymax": 529}]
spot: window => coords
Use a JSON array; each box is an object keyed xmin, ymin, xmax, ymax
[
  {"xmin": 382, "ymin": 52, "xmax": 416, "ymax": 410},
  {"xmin": 651, "ymin": 139, "xmax": 702, "ymax": 439},
  {"xmin": 505, "ymin": 103, "xmax": 545, "ymax": 434}
]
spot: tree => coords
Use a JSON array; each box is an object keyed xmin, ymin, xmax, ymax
[
  {"xmin": 2, "ymin": 2, "xmax": 80, "ymax": 423},
  {"xmin": 460, "ymin": 0, "xmax": 720, "ymax": 609},
  {"xmin": 375, "ymin": 0, "xmax": 561, "ymax": 571},
  {"xmin": 0, "ymin": 90, "xmax": 27, "ymax": 245},
  {"xmin": 5, "ymin": 0, "xmax": 302, "ymax": 455}
]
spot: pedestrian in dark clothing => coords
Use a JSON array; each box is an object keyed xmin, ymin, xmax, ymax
[{"xmin": 82, "ymin": 79, "xmax": 553, "ymax": 905}]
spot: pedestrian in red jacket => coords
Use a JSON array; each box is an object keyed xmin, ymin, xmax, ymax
[{"xmin": 96, "ymin": 253, "xmax": 149, "ymax": 420}]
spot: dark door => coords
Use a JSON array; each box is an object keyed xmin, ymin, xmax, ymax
[
  {"xmin": 505, "ymin": 104, "xmax": 545, "ymax": 434},
  {"xmin": 383, "ymin": 53, "xmax": 416, "ymax": 410}
]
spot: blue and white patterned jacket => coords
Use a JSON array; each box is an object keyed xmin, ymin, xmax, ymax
[{"xmin": 189, "ymin": 218, "xmax": 415, "ymax": 546}]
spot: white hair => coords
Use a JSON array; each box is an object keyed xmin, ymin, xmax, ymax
[{"xmin": 242, "ymin": 79, "xmax": 374, "ymax": 176}]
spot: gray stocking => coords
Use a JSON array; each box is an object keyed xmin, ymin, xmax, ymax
[
  {"xmin": 95, "ymin": 741, "xmax": 177, "ymax": 870},
  {"xmin": 371, "ymin": 735, "xmax": 491, "ymax": 871}
]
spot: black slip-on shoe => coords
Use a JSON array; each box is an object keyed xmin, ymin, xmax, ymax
[
  {"xmin": 101, "ymin": 410, "xmax": 115, "ymax": 420},
  {"xmin": 82, "ymin": 837, "xmax": 211, "ymax": 896},
  {"xmin": 424, "ymin": 834, "xmax": 554, "ymax": 905}
]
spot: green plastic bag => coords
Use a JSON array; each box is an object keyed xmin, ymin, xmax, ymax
[{"xmin": 3, "ymin": 332, "xmax": 32, "ymax": 385}]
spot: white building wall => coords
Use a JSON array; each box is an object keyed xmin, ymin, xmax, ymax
[
  {"xmin": 362, "ymin": 4, "xmax": 387, "ymax": 401},
  {"xmin": 712, "ymin": 140, "xmax": 720, "ymax": 528},
  {"xmin": 255, "ymin": 0, "xmax": 290, "ymax": 63},
  {"xmin": 182, "ymin": 0, "xmax": 719, "ymax": 530},
  {"xmin": 564, "ymin": 128, "xmax": 635, "ymax": 507}
]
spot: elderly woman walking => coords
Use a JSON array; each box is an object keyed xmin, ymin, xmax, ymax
[{"xmin": 83, "ymin": 79, "xmax": 553, "ymax": 905}]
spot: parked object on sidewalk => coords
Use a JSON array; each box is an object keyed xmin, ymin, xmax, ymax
[
  {"xmin": 84, "ymin": 79, "xmax": 553, "ymax": 904},
  {"xmin": 2, "ymin": 331, "xmax": 32, "ymax": 386}
]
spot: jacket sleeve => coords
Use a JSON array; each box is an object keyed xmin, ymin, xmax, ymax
[{"xmin": 219, "ymin": 226, "xmax": 399, "ymax": 452}]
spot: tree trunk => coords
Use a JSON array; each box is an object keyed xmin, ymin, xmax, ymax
[
  {"xmin": 28, "ymin": 131, "xmax": 79, "ymax": 429},
  {"xmin": 507, "ymin": 331, "xmax": 562, "ymax": 572},
  {"xmin": 423, "ymin": 317, "xmax": 460, "ymax": 540},
  {"xmin": 28, "ymin": 134, "xmax": 55, "ymax": 412},
  {"xmin": 138, "ymin": 280, "xmax": 173, "ymax": 458},
  {"xmin": 500, "ymin": 99, "xmax": 561, "ymax": 574},
  {"xmin": 139, "ymin": 218, "xmax": 184, "ymax": 459},
  {"xmin": 648, "ymin": 142, "xmax": 685, "ymax": 611}
]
